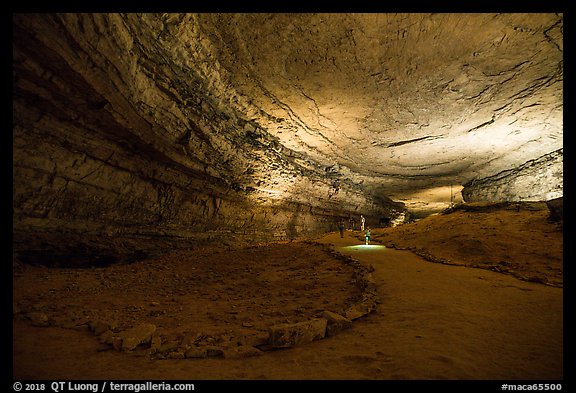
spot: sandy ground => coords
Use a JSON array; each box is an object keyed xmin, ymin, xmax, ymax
[
  {"xmin": 371, "ymin": 202, "xmax": 563, "ymax": 287},
  {"xmin": 12, "ymin": 204, "xmax": 563, "ymax": 382}
]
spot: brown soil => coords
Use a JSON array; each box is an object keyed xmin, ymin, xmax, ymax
[
  {"xmin": 369, "ymin": 201, "xmax": 563, "ymax": 287},
  {"xmin": 12, "ymin": 203, "xmax": 563, "ymax": 380},
  {"xmin": 13, "ymin": 242, "xmax": 364, "ymax": 359}
]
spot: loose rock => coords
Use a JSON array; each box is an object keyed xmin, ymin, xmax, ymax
[
  {"xmin": 268, "ymin": 318, "xmax": 327, "ymax": 348},
  {"xmin": 118, "ymin": 323, "xmax": 157, "ymax": 351}
]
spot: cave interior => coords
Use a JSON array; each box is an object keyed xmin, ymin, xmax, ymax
[{"xmin": 12, "ymin": 13, "xmax": 563, "ymax": 266}]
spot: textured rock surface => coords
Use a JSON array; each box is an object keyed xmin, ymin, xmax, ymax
[
  {"xmin": 546, "ymin": 197, "xmax": 563, "ymax": 223},
  {"xmin": 462, "ymin": 149, "xmax": 563, "ymax": 202},
  {"xmin": 321, "ymin": 310, "xmax": 352, "ymax": 337},
  {"xmin": 118, "ymin": 323, "xmax": 157, "ymax": 351},
  {"xmin": 268, "ymin": 318, "xmax": 328, "ymax": 348},
  {"xmin": 12, "ymin": 13, "xmax": 563, "ymax": 264}
]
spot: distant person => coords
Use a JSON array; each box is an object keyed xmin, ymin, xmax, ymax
[
  {"xmin": 339, "ymin": 219, "xmax": 345, "ymax": 238},
  {"xmin": 365, "ymin": 226, "xmax": 371, "ymax": 245},
  {"xmin": 360, "ymin": 215, "xmax": 365, "ymax": 231}
]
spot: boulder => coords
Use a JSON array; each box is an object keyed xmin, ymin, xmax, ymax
[
  {"xmin": 546, "ymin": 197, "xmax": 563, "ymax": 222},
  {"xmin": 27, "ymin": 311, "xmax": 50, "ymax": 327},
  {"xmin": 118, "ymin": 323, "xmax": 157, "ymax": 351},
  {"xmin": 321, "ymin": 311, "xmax": 352, "ymax": 337},
  {"xmin": 268, "ymin": 318, "xmax": 327, "ymax": 348},
  {"xmin": 89, "ymin": 320, "xmax": 112, "ymax": 336},
  {"xmin": 345, "ymin": 300, "xmax": 375, "ymax": 321},
  {"xmin": 184, "ymin": 347, "xmax": 207, "ymax": 359}
]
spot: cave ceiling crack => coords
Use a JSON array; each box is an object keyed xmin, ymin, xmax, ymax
[
  {"xmin": 542, "ymin": 17, "xmax": 563, "ymax": 53},
  {"xmin": 491, "ymin": 67, "xmax": 562, "ymax": 119},
  {"xmin": 380, "ymin": 135, "xmax": 446, "ymax": 148},
  {"xmin": 294, "ymin": 84, "xmax": 336, "ymax": 131},
  {"xmin": 466, "ymin": 117, "xmax": 495, "ymax": 134}
]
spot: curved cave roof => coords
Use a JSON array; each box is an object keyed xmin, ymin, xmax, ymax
[
  {"xmin": 13, "ymin": 13, "xmax": 563, "ymax": 215},
  {"xmin": 191, "ymin": 13, "xmax": 563, "ymax": 204}
]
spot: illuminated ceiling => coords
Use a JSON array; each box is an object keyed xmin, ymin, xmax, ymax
[
  {"xmin": 13, "ymin": 13, "xmax": 563, "ymax": 215},
  {"xmin": 185, "ymin": 13, "xmax": 563, "ymax": 208}
]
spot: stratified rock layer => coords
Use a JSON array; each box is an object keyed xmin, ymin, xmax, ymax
[
  {"xmin": 462, "ymin": 149, "xmax": 563, "ymax": 202},
  {"xmin": 12, "ymin": 14, "xmax": 562, "ymax": 265}
]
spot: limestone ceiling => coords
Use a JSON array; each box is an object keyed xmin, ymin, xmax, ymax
[
  {"xmin": 13, "ymin": 13, "xmax": 563, "ymax": 214},
  {"xmin": 188, "ymin": 13, "xmax": 563, "ymax": 202}
]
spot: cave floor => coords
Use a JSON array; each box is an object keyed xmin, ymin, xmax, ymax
[{"xmin": 12, "ymin": 223, "xmax": 562, "ymax": 381}]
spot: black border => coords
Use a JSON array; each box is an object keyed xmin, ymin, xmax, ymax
[
  {"xmin": 10, "ymin": 3, "xmax": 572, "ymax": 390},
  {"xmin": 8, "ymin": 1, "xmax": 574, "ymax": 14}
]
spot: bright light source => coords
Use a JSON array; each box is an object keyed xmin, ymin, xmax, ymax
[{"xmin": 339, "ymin": 244, "xmax": 387, "ymax": 251}]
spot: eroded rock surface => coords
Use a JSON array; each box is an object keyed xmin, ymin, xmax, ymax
[
  {"xmin": 462, "ymin": 149, "xmax": 563, "ymax": 202},
  {"xmin": 12, "ymin": 13, "xmax": 563, "ymax": 264}
]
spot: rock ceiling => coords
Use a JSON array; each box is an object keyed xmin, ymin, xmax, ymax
[
  {"xmin": 13, "ymin": 13, "xmax": 563, "ymax": 221},
  {"xmin": 163, "ymin": 13, "xmax": 563, "ymax": 210}
]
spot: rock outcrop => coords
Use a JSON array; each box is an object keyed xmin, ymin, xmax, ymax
[
  {"xmin": 461, "ymin": 149, "xmax": 563, "ymax": 202},
  {"xmin": 545, "ymin": 197, "xmax": 563, "ymax": 223}
]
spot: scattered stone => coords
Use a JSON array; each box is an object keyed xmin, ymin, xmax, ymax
[
  {"xmin": 89, "ymin": 320, "xmax": 111, "ymax": 336},
  {"xmin": 98, "ymin": 330, "xmax": 115, "ymax": 345},
  {"xmin": 526, "ymin": 275, "xmax": 546, "ymax": 284},
  {"xmin": 157, "ymin": 340, "xmax": 181, "ymax": 355},
  {"xmin": 235, "ymin": 329, "xmax": 269, "ymax": 347},
  {"xmin": 268, "ymin": 318, "xmax": 327, "ymax": 348},
  {"xmin": 26, "ymin": 311, "xmax": 50, "ymax": 327},
  {"xmin": 149, "ymin": 336, "xmax": 162, "ymax": 355},
  {"xmin": 118, "ymin": 323, "xmax": 157, "ymax": 351},
  {"xmin": 345, "ymin": 302, "xmax": 373, "ymax": 320},
  {"xmin": 112, "ymin": 336, "xmax": 123, "ymax": 351},
  {"xmin": 185, "ymin": 347, "xmax": 207, "ymax": 359},
  {"xmin": 168, "ymin": 351, "xmax": 185, "ymax": 359},
  {"xmin": 321, "ymin": 311, "xmax": 352, "ymax": 337},
  {"xmin": 205, "ymin": 346, "xmax": 225, "ymax": 358},
  {"xmin": 362, "ymin": 292, "xmax": 378, "ymax": 305},
  {"xmin": 362, "ymin": 272, "xmax": 377, "ymax": 291},
  {"xmin": 70, "ymin": 323, "xmax": 91, "ymax": 332}
]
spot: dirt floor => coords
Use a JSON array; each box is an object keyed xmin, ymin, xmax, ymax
[
  {"xmin": 12, "ymin": 202, "xmax": 564, "ymax": 382},
  {"xmin": 370, "ymin": 201, "xmax": 563, "ymax": 287}
]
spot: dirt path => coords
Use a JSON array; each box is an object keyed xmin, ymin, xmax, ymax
[
  {"xmin": 318, "ymin": 231, "xmax": 563, "ymax": 380},
  {"xmin": 13, "ymin": 232, "xmax": 563, "ymax": 380}
]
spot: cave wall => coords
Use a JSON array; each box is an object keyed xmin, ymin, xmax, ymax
[
  {"xmin": 13, "ymin": 14, "xmax": 403, "ymax": 264},
  {"xmin": 461, "ymin": 149, "xmax": 563, "ymax": 202},
  {"xmin": 13, "ymin": 13, "xmax": 562, "ymax": 265}
]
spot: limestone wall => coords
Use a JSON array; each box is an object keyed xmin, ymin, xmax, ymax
[
  {"xmin": 462, "ymin": 149, "xmax": 563, "ymax": 202},
  {"xmin": 13, "ymin": 14, "xmax": 403, "ymax": 266}
]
